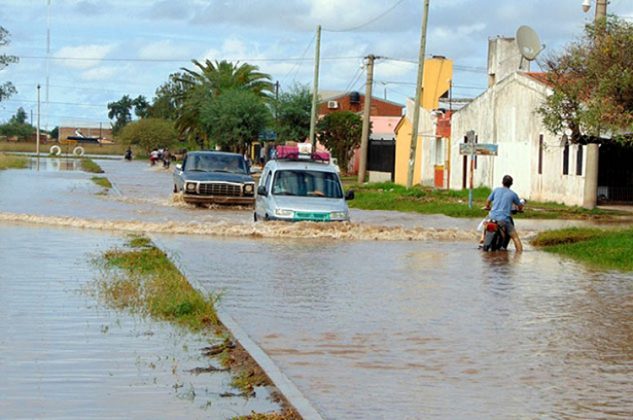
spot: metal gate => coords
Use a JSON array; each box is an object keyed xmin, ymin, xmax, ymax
[
  {"xmin": 598, "ymin": 143, "xmax": 633, "ymax": 203},
  {"xmin": 367, "ymin": 139, "xmax": 395, "ymax": 177}
]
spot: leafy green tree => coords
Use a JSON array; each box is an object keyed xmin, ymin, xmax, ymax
[
  {"xmin": 11, "ymin": 107, "xmax": 28, "ymax": 124},
  {"xmin": 107, "ymin": 94, "xmax": 151, "ymax": 134},
  {"xmin": 0, "ymin": 108, "xmax": 34, "ymax": 139},
  {"xmin": 274, "ymin": 84, "xmax": 312, "ymax": 142},
  {"xmin": 0, "ymin": 26, "xmax": 18, "ymax": 103},
  {"xmin": 132, "ymin": 95, "xmax": 150, "ymax": 119},
  {"xmin": 316, "ymin": 111, "xmax": 363, "ymax": 174},
  {"xmin": 107, "ymin": 95, "xmax": 133, "ymax": 134},
  {"xmin": 50, "ymin": 126, "xmax": 59, "ymax": 140},
  {"xmin": 539, "ymin": 17, "xmax": 633, "ymax": 144},
  {"xmin": 199, "ymin": 88, "xmax": 271, "ymax": 152},
  {"xmin": 118, "ymin": 118, "xmax": 178, "ymax": 152},
  {"xmin": 148, "ymin": 72, "xmax": 190, "ymax": 120}
]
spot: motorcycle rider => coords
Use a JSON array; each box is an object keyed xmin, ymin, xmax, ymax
[{"xmin": 484, "ymin": 175, "xmax": 524, "ymax": 252}]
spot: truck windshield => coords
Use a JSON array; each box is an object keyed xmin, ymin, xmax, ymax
[
  {"xmin": 184, "ymin": 154, "xmax": 246, "ymax": 174},
  {"xmin": 272, "ymin": 170, "xmax": 343, "ymax": 198}
]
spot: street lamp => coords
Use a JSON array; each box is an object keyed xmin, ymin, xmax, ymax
[
  {"xmin": 582, "ymin": 0, "xmax": 591, "ymax": 13},
  {"xmin": 581, "ymin": 0, "xmax": 607, "ymax": 19}
]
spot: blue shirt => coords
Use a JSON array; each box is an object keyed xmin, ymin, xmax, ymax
[{"xmin": 488, "ymin": 187, "xmax": 521, "ymax": 222}]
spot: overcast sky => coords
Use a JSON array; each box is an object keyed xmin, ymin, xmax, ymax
[{"xmin": 1, "ymin": 0, "xmax": 632, "ymax": 129}]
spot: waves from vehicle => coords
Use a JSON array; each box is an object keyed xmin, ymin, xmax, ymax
[{"xmin": 0, "ymin": 211, "xmax": 481, "ymax": 242}]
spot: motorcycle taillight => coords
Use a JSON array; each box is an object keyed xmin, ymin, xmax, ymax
[{"xmin": 486, "ymin": 222, "xmax": 498, "ymax": 232}]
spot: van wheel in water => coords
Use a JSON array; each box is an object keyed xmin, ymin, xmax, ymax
[
  {"xmin": 264, "ymin": 213, "xmax": 270, "ymax": 221},
  {"xmin": 173, "ymin": 184, "xmax": 178, "ymax": 193}
]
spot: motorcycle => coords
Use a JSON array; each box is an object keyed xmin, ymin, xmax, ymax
[
  {"xmin": 480, "ymin": 218, "xmax": 512, "ymax": 252},
  {"xmin": 479, "ymin": 199, "xmax": 525, "ymax": 252}
]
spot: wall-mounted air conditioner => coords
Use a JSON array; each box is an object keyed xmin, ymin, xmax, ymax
[{"xmin": 327, "ymin": 100, "xmax": 339, "ymax": 109}]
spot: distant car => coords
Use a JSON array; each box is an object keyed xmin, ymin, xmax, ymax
[
  {"xmin": 173, "ymin": 151, "xmax": 256, "ymax": 205},
  {"xmin": 254, "ymin": 146, "xmax": 354, "ymax": 222}
]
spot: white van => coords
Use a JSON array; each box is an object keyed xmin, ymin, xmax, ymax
[{"xmin": 254, "ymin": 146, "xmax": 354, "ymax": 222}]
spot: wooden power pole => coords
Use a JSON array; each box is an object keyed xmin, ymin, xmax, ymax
[
  {"xmin": 406, "ymin": 0, "xmax": 430, "ymax": 188},
  {"xmin": 358, "ymin": 54, "xmax": 377, "ymax": 183},
  {"xmin": 309, "ymin": 25, "xmax": 322, "ymax": 149}
]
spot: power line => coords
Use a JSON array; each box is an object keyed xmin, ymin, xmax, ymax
[
  {"xmin": 384, "ymin": 57, "xmax": 488, "ymax": 73},
  {"xmin": 282, "ymin": 32, "xmax": 317, "ymax": 86},
  {"xmin": 3, "ymin": 98, "xmax": 104, "ymax": 108},
  {"xmin": 17, "ymin": 54, "xmax": 364, "ymax": 64},
  {"xmin": 323, "ymin": 0, "xmax": 406, "ymax": 32}
]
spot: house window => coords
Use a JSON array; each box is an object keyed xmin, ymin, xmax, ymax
[
  {"xmin": 538, "ymin": 134, "xmax": 543, "ymax": 175},
  {"xmin": 562, "ymin": 141, "xmax": 570, "ymax": 175},
  {"xmin": 576, "ymin": 144, "xmax": 583, "ymax": 176}
]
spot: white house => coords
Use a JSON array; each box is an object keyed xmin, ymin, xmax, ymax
[{"xmin": 449, "ymin": 37, "xmax": 592, "ymax": 206}]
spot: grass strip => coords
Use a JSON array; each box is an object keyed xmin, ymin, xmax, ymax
[
  {"xmin": 91, "ymin": 176, "xmax": 112, "ymax": 190},
  {"xmin": 0, "ymin": 152, "xmax": 28, "ymax": 170},
  {"xmin": 531, "ymin": 227, "xmax": 633, "ymax": 271},
  {"xmin": 80, "ymin": 157, "xmax": 104, "ymax": 173},
  {"xmin": 96, "ymin": 236, "xmax": 300, "ymax": 418},
  {"xmin": 99, "ymin": 237, "xmax": 219, "ymax": 331},
  {"xmin": 346, "ymin": 182, "xmax": 623, "ymax": 220}
]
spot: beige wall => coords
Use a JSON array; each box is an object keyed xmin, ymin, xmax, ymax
[{"xmin": 394, "ymin": 100, "xmax": 436, "ymax": 186}]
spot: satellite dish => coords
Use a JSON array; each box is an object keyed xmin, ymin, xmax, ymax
[{"xmin": 516, "ymin": 25, "xmax": 544, "ymax": 61}]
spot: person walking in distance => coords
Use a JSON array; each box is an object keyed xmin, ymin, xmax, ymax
[{"xmin": 484, "ymin": 175, "xmax": 524, "ymax": 252}]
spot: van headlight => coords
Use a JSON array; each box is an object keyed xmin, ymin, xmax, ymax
[
  {"xmin": 185, "ymin": 182, "xmax": 197, "ymax": 192},
  {"xmin": 274, "ymin": 209, "xmax": 294, "ymax": 218},
  {"xmin": 330, "ymin": 211, "xmax": 348, "ymax": 220},
  {"xmin": 244, "ymin": 183, "xmax": 254, "ymax": 194}
]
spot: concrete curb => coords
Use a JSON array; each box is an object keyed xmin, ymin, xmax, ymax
[{"xmin": 150, "ymin": 235, "xmax": 323, "ymax": 420}]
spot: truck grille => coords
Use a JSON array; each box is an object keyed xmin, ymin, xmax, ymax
[{"xmin": 198, "ymin": 183, "xmax": 242, "ymax": 197}]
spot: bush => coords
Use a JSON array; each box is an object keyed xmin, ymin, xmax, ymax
[{"xmin": 118, "ymin": 118, "xmax": 178, "ymax": 152}]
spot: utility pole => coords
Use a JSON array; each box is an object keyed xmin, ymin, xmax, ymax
[
  {"xmin": 581, "ymin": 0, "xmax": 607, "ymax": 209},
  {"xmin": 406, "ymin": 0, "xmax": 431, "ymax": 188},
  {"xmin": 36, "ymin": 84, "xmax": 41, "ymax": 159},
  {"xmin": 309, "ymin": 25, "xmax": 322, "ymax": 149},
  {"xmin": 358, "ymin": 54, "xmax": 377, "ymax": 183}
]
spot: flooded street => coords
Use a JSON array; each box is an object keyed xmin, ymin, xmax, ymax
[
  {"xmin": 0, "ymin": 224, "xmax": 279, "ymax": 418},
  {"xmin": 2, "ymin": 157, "xmax": 633, "ymax": 418},
  {"xmin": 161, "ymin": 236, "xmax": 633, "ymax": 418}
]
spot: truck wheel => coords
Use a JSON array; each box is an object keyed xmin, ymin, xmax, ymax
[
  {"xmin": 253, "ymin": 212, "xmax": 258, "ymax": 222},
  {"xmin": 173, "ymin": 184, "xmax": 178, "ymax": 193}
]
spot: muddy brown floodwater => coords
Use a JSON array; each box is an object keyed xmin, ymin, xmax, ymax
[
  {"xmin": 0, "ymin": 224, "xmax": 280, "ymax": 418},
  {"xmin": 1, "ymin": 157, "xmax": 633, "ymax": 419}
]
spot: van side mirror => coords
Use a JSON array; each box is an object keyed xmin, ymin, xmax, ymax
[
  {"xmin": 345, "ymin": 190, "xmax": 355, "ymax": 200},
  {"xmin": 257, "ymin": 185, "xmax": 268, "ymax": 196}
]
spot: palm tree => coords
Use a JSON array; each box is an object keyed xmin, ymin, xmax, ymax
[
  {"xmin": 180, "ymin": 59, "xmax": 274, "ymax": 98},
  {"xmin": 174, "ymin": 60, "xmax": 274, "ymax": 146}
]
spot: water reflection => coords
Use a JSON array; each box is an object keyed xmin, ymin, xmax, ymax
[{"xmin": 27, "ymin": 156, "xmax": 81, "ymax": 171}]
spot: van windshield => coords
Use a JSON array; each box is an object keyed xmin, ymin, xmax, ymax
[{"xmin": 272, "ymin": 170, "xmax": 343, "ymax": 198}]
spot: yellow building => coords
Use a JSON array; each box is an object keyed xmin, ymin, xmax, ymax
[{"xmin": 394, "ymin": 56, "xmax": 453, "ymax": 186}]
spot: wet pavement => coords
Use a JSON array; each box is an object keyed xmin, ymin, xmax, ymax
[{"xmin": 2, "ymin": 157, "xmax": 633, "ymax": 418}]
